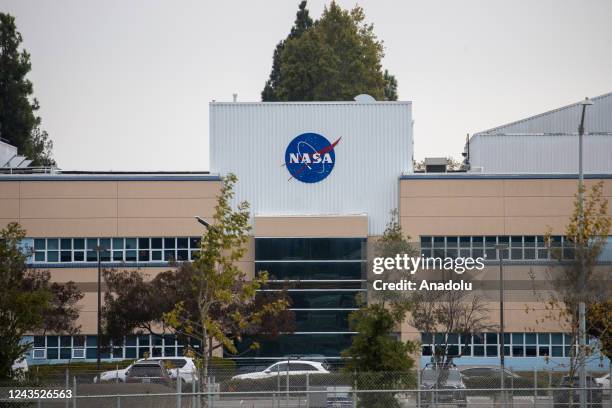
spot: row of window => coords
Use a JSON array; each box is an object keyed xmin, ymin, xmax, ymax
[
  {"xmin": 420, "ymin": 236, "xmax": 575, "ymax": 261},
  {"xmin": 421, "ymin": 332, "xmax": 583, "ymax": 358},
  {"xmin": 256, "ymin": 261, "xmax": 365, "ymax": 281},
  {"xmin": 31, "ymin": 334, "xmax": 201, "ymax": 360},
  {"xmin": 28, "ymin": 237, "xmax": 201, "ymax": 263}
]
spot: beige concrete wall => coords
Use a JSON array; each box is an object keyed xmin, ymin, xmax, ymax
[
  {"xmin": 0, "ymin": 179, "xmax": 221, "ymax": 237},
  {"xmin": 254, "ymin": 215, "xmax": 368, "ymax": 238},
  {"xmin": 399, "ymin": 178, "xmax": 612, "ymax": 237}
]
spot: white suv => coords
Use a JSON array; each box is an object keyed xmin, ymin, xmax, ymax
[
  {"xmin": 232, "ymin": 360, "xmax": 329, "ymax": 380},
  {"xmin": 95, "ymin": 357, "xmax": 198, "ymax": 384}
]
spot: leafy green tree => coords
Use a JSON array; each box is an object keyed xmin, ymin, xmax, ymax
[
  {"xmin": 342, "ymin": 303, "xmax": 416, "ymax": 408},
  {"xmin": 0, "ymin": 13, "xmax": 55, "ymax": 166},
  {"xmin": 0, "ymin": 223, "xmax": 82, "ymax": 380},
  {"xmin": 262, "ymin": 1, "xmax": 313, "ymax": 101},
  {"xmin": 163, "ymin": 174, "xmax": 290, "ymax": 381},
  {"xmin": 263, "ymin": 1, "xmax": 398, "ymax": 101}
]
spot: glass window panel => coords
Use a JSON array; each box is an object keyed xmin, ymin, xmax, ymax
[
  {"xmin": 420, "ymin": 237, "xmax": 432, "ymax": 248},
  {"xmin": 47, "ymin": 336, "xmax": 59, "ymax": 347},
  {"xmin": 86, "ymin": 336, "xmax": 97, "ymax": 347},
  {"xmin": 125, "ymin": 238, "xmax": 137, "ymax": 250},
  {"xmin": 448, "ymin": 345, "xmax": 459, "ymax": 356},
  {"xmin": 564, "ymin": 334, "xmax": 573, "ymax": 344},
  {"xmin": 152, "ymin": 348, "xmax": 162, "ymax": 357},
  {"xmin": 512, "ymin": 346, "xmax": 524, "ymax": 356},
  {"xmin": 551, "ymin": 346, "xmax": 563, "ymax": 357},
  {"xmin": 35, "ymin": 252, "xmax": 45, "ymax": 262},
  {"xmin": 99, "ymin": 238, "xmax": 111, "ymax": 251},
  {"xmin": 538, "ymin": 333, "xmax": 550, "ymax": 344},
  {"xmin": 151, "ymin": 238, "xmax": 163, "ymax": 249},
  {"xmin": 189, "ymin": 237, "xmax": 200, "ymax": 249},
  {"xmin": 504, "ymin": 346, "xmax": 510, "ymax": 355},
  {"xmin": 498, "ymin": 236, "xmax": 509, "ymax": 245},
  {"xmin": 60, "ymin": 336, "xmax": 71, "ymax": 347},
  {"xmin": 421, "ymin": 333, "xmax": 432, "ymax": 344},
  {"xmin": 421, "ymin": 248, "xmax": 431, "ymax": 257},
  {"xmin": 125, "ymin": 348, "xmax": 136, "ymax": 358},
  {"xmin": 73, "ymin": 336, "xmax": 85, "ymax": 347},
  {"xmin": 473, "ymin": 248, "xmax": 484, "ymax": 258},
  {"xmin": 100, "ymin": 249, "xmax": 110, "ymax": 262},
  {"xmin": 486, "ymin": 333, "xmax": 498, "ymax": 344},
  {"xmin": 485, "ymin": 248, "xmax": 497, "ymax": 260},
  {"xmin": 126, "ymin": 336, "xmax": 137, "ymax": 346},
  {"xmin": 164, "ymin": 250, "xmax": 175, "ymax": 261},
  {"xmin": 34, "ymin": 239, "xmax": 46, "ymax": 250},
  {"xmin": 125, "ymin": 250, "xmax": 137, "ymax": 262},
  {"xmin": 511, "ymin": 248, "xmax": 522, "ymax": 259},
  {"xmin": 87, "ymin": 238, "xmax": 98, "ymax": 250},
  {"xmin": 47, "ymin": 239, "xmax": 59, "ymax": 250},
  {"xmin": 525, "ymin": 333, "xmax": 537, "ymax": 344},
  {"xmin": 151, "ymin": 251, "xmax": 162, "ymax": 261},
  {"xmin": 446, "ymin": 236, "xmax": 458, "ymax": 247},
  {"xmin": 459, "ymin": 248, "xmax": 471, "ymax": 257},
  {"xmin": 60, "ymin": 251, "xmax": 71, "ymax": 262},
  {"xmin": 511, "ymin": 236, "xmax": 522, "ymax": 246},
  {"xmin": 512, "ymin": 333, "xmax": 523, "ymax": 344},
  {"xmin": 86, "ymin": 348, "xmax": 97, "ymax": 359},
  {"xmin": 87, "ymin": 251, "xmax": 97, "ymax": 262},
  {"xmin": 486, "ymin": 345, "xmax": 498, "ymax": 356},
  {"xmin": 177, "ymin": 238, "xmax": 188, "ymax": 249},
  {"xmin": 433, "ymin": 237, "xmax": 445, "ymax": 248},
  {"xmin": 138, "ymin": 348, "xmax": 148, "ymax": 358},
  {"xmin": 525, "ymin": 346, "xmax": 537, "ymax": 356},
  {"xmin": 47, "ymin": 348, "xmax": 59, "ymax": 359},
  {"xmin": 538, "ymin": 346, "xmax": 550, "ymax": 356},
  {"xmin": 112, "ymin": 347, "xmax": 123, "ymax": 358},
  {"xmin": 446, "ymin": 248, "xmax": 458, "ymax": 258},
  {"xmin": 472, "ymin": 236, "xmax": 484, "ymax": 246},
  {"xmin": 138, "ymin": 238, "xmax": 149, "ymax": 249},
  {"xmin": 138, "ymin": 336, "xmax": 150, "ymax": 346},
  {"xmin": 524, "ymin": 236, "xmax": 535, "ymax": 247},
  {"xmin": 34, "ymin": 336, "xmax": 45, "ymax": 348},
  {"xmin": 422, "ymin": 346, "xmax": 432, "ymax": 356},
  {"xmin": 503, "ymin": 333, "xmax": 510, "ymax": 344},
  {"xmin": 473, "ymin": 346, "xmax": 484, "ymax": 356},
  {"xmin": 112, "ymin": 238, "xmax": 123, "ymax": 250},
  {"xmin": 138, "ymin": 250, "xmax": 149, "ymax": 262},
  {"xmin": 524, "ymin": 249, "xmax": 536, "ymax": 259},
  {"xmin": 47, "ymin": 251, "xmax": 59, "ymax": 262},
  {"xmin": 459, "ymin": 237, "xmax": 471, "ymax": 248},
  {"xmin": 177, "ymin": 250, "xmax": 188, "ymax": 261},
  {"xmin": 288, "ymin": 290, "xmax": 360, "ymax": 309},
  {"xmin": 164, "ymin": 238, "xmax": 176, "ymax": 249},
  {"xmin": 461, "ymin": 345, "xmax": 471, "ymax": 356},
  {"xmin": 447, "ymin": 333, "xmax": 459, "ymax": 344},
  {"xmin": 255, "ymin": 238, "xmax": 364, "ymax": 261},
  {"xmin": 190, "ymin": 250, "xmax": 199, "ymax": 260},
  {"xmin": 60, "ymin": 348, "xmax": 71, "ymax": 359},
  {"xmin": 434, "ymin": 333, "xmax": 445, "ymax": 344},
  {"xmin": 537, "ymin": 249, "xmax": 549, "ymax": 259},
  {"xmin": 551, "ymin": 333, "xmax": 563, "ymax": 344},
  {"xmin": 163, "ymin": 335, "xmax": 176, "ymax": 345},
  {"xmin": 485, "ymin": 236, "xmax": 497, "ymax": 247},
  {"xmin": 61, "ymin": 239, "xmax": 72, "ymax": 250},
  {"xmin": 73, "ymin": 239, "xmax": 84, "ymax": 250},
  {"xmin": 473, "ymin": 335, "xmax": 483, "ymax": 344},
  {"xmin": 164, "ymin": 347, "xmax": 176, "ymax": 357},
  {"xmin": 74, "ymin": 251, "xmax": 84, "ymax": 261},
  {"xmin": 113, "ymin": 251, "xmax": 124, "ymax": 261}
]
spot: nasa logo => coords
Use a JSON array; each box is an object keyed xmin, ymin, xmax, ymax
[{"xmin": 284, "ymin": 133, "xmax": 341, "ymax": 183}]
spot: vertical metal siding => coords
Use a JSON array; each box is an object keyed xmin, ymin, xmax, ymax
[
  {"xmin": 210, "ymin": 102, "xmax": 413, "ymax": 235},
  {"xmin": 470, "ymin": 92, "xmax": 612, "ymax": 173}
]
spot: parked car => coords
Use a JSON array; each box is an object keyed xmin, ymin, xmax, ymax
[
  {"xmin": 94, "ymin": 357, "xmax": 198, "ymax": 384},
  {"xmin": 552, "ymin": 376, "xmax": 603, "ymax": 407},
  {"xmin": 595, "ymin": 373, "xmax": 610, "ymax": 388},
  {"xmin": 460, "ymin": 366, "xmax": 530, "ymax": 389},
  {"xmin": 420, "ymin": 366, "xmax": 467, "ymax": 408},
  {"xmin": 125, "ymin": 361, "xmax": 172, "ymax": 386},
  {"xmin": 231, "ymin": 360, "xmax": 329, "ymax": 380}
]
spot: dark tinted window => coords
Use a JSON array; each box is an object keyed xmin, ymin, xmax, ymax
[
  {"xmin": 129, "ymin": 365, "xmax": 164, "ymax": 377},
  {"xmin": 293, "ymin": 310, "xmax": 351, "ymax": 332},
  {"xmin": 255, "ymin": 238, "xmax": 364, "ymax": 261},
  {"xmin": 256, "ymin": 262, "xmax": 363, "ymax": 281},
  {"xmin": 288, "ymin": 291, "xmax": 360, "ymax": 309},
  {"xmin": 229, "ymin": 334, "xmax": 354, "ymax": 358},
  {"xmin": 290, "ymin": 363, "xmax": 318, "ymax": 371}
]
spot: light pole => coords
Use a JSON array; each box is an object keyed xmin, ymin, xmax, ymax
[
  {"xmin": 95, "ymin": 245, "xmax": 106, "ymax": 371},
  {"xmin": 495, "ymin": 243, "xmax": 509, "ymax": 407},
  {"xmin": 577, "ymin": 97, "xmax": 593, "ymax": 408}
]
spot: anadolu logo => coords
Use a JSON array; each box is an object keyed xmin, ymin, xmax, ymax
[{"xmin": 283, "ymin": 133, "xmax": 341, "ymax": 183}]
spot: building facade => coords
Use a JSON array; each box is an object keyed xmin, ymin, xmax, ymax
[{"xmin": 1, "ymin": 96, "xmax": 610, "ymax": 370}]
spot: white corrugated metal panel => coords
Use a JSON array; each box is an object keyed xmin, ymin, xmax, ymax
[
  {"xmin": 469, "ymin": 134, "xmax": 612, "ymax": 174},
  {"xmin": 210, "ymin": 102, "xmax": 413, "ymax": 234},
  {"xmin": 0, "ymin": 140, "xmax": 18, "ymax": 167},
  {"xmin": 475, "ymin": 91, "xmax": 612, "ymax": 135}
]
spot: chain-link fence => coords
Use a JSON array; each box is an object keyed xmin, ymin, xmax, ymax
[{"xmin": 1, "ymin": 365, "xmax": 611, "ymax": 408}]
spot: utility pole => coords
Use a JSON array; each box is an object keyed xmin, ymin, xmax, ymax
[
  {"xmin": 496, "ymin": 243, "xmax": 509, "ymax": 408},
  {"xmin": 577, "ymin": 97, "xmax": 593, "ymax": 408}
]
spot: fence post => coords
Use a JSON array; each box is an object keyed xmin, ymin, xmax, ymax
[
  {"xmin": 286, "ymin": 366, "xmax": 290, "ymax": 408},
  {"xmin": 608, "ymin": 362, "xmax": 611, "ymax": 408},
  {"xmin": 417, "ymin": 368, "xmax": 421, "ymax": 408},
  {"xmin": 276, "ymin": 364, "xmax": 280, "ymax": 408},
  {"xmin": 192, "ymin": 371, "xmax": 196, "ymax": 408},
  {"xmin": 306, "ymin": 372, "xmax": 309, "ymax": 408},
  {"xmin": 72, "ymin": 375, "xmax": 77, "ymax": 408},
  {"xmin": 176, "ymin": 373, "xmax": 182, "ymax": 408},
  {"xmin": 533, "ymin": 367, "xmax": 537, "ymax": 408},
  {"xmin": 115, "ymin": 364, "xmax": 119, "ymax": 383},
  {"xmin": 65, "ymin": 368, "xmax": 69, "ymax": 408}
]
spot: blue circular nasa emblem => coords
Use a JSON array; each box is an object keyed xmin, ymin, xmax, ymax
[{"xmin": 284, "ymin": 133, "xmax": 341, "ymax": 183}]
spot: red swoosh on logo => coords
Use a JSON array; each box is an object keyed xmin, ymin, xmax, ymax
[{"xmin": 287, "ymin": 137, "xmax": 342, "ymax": 181}]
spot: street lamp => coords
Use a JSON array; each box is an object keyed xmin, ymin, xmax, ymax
[
  {"xmin": 578, "ymin": 97, "xmax": 593, "ymax": 408},
  {"xmin": 495, "ymin": 243, "xmax": 509, "ymax": 407},
  {"xmin": 95, "ymin": 245, "xmax": 107, "ymax": 370},
  {"xmin": 195, "ymin": 216, "xmax": 211, "ymax": 229}
]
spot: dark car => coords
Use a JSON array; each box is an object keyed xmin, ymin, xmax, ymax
[
  {"xmin": 553, "ymin": 376, "xmax": 603, "ymax": 407},
  {"xmin": 420, "ymin": 367, "xmax": 467, "ymax": 408},
  {"xmin": 125, "ymin": 361, "xmax": 173, "ymax": 387}
]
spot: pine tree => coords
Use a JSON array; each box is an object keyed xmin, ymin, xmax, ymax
[{"xmin": 0, "ymin": 13, "xmax": 55, "ymax": 166}]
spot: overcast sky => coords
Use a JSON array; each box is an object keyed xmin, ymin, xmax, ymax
[{"xmin": 2, "ymin": 0, "xmax": 612, "ymax": 171}]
